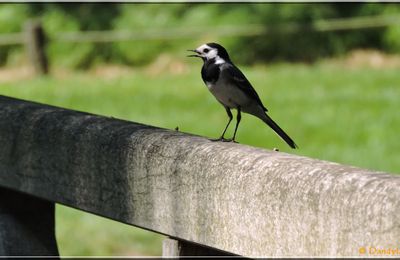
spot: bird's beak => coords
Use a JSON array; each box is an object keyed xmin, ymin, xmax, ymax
[{"xmin": 187, "ymin": 49, "xmax": 201, "ymax": 58}]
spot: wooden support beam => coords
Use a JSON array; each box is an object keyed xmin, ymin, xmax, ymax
[
  {"xmin": 24, "ymin": 20, "xmax": 48, "ymax": 75},
  {"xmin": 162, "ymin": 237, "xmax": 237, "ymax": 257},
  {"xmin": 0, "ymin": 187, "xmax": 59, "ymax": 256}
]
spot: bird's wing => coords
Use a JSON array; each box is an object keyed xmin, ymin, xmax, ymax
[{"xmin": 224, "ymin": 64, "xmax": 268, "ymax": 111}]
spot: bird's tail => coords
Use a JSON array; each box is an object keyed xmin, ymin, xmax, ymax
[{"xmin": 260, "ymin": 112, "xmax": 298, "ymax": 149}]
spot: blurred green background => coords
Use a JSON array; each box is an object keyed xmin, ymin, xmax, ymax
[
  {"xmin": 2, "ymin": 3, "xmax": 400, "ymax": 67},
  {"xmin": 0, "ymin": 3, "xmax": 400, "ymax": 256}
]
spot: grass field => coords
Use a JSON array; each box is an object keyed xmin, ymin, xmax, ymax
[{"xmin": 1, "ymin": 54, "xmax": 399, "ymax": 255}]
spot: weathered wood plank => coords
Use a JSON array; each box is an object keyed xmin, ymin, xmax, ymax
[{"xmin": 0, "ymin": 95, "xmax": 399, "ymax": 257}]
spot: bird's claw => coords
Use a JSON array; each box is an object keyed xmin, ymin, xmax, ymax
[
  {"xmin": 224, "ymin": 138, "xmax": 239, "ymax": 143},
  {"xmin": 210, "ymin": 137, "xmax": 239, "ymax": 143}
]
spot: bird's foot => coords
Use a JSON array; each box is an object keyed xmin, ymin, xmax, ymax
[
  {"xmin": 210, "ymin": 137, "xmax": 239, "ymax": 143},
  {"xmin": 210, "ymin": 137, "xmax": 228, "ymax": 142},
  {"xmin": 227, "ymin": 138, "xmax": 239, "ymax": 143}
]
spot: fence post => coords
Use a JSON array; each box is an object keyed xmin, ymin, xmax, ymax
[
  {"xmin": 162, "ymin": 237, "xmax": 236, "ymax": 257},
  {"xmin": 0, "ymin": 187, "xmax": 59, "ymax": 256},
  {"xmin": 24, "ymin": 20, "xmax": 49, "ymax": 75}
]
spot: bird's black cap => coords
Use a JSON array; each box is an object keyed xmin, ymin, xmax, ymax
[{"xmin": 206, "ymin": 42, "xmax": 231, "ymax": 61}]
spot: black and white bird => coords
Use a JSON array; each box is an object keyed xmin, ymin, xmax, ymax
[{"xmin": 188, "ymin": 42, "xmax": 298, "ymax": 149}]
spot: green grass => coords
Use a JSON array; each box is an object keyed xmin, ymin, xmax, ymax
[
  {"xmin": 56, "ymin": 205, "xmax": 164, "ymax": 256},
  {"xmin": 1, "ymin": 61, "xmax": 399, "ymax": 255}
]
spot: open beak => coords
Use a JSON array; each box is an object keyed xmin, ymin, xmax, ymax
[{"xmin": 187, "ymin": 49, "xmax": 201, "ymax": 58}]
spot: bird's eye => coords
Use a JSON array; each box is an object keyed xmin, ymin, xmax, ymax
[{"xmin": 203, "ymin": 48, "xmax": 209, "ymax": 53}]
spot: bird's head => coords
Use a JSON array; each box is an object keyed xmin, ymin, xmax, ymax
[{"xmin": 187, "ymin": 43, "xmax": 230, "ymax": 63}]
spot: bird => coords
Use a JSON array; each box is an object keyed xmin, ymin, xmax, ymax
[{"xmin": 187, "ymin": 42, "xmax": 298, "ymax": 149}]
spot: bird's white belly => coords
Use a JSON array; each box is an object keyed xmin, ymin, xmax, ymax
[{"xmin": 206, "ymin": 79, "xmax": 251, "ymax": 109}]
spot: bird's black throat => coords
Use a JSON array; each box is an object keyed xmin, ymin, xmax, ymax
[{"xmin": 201, "ymin": 58, "xmax": 220, "ymax": 84}]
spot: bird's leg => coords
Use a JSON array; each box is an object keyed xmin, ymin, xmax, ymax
[
  {"xmin": 220, "ymin": 107, "xmax": 233, "ymax": 140},
  {"xmin": 210, "ymin": 107, "xmax": 232, "ymax": 142},
  {"xmin": 231, "ymin": 107, "xmax": 241, "ymax": 143}
]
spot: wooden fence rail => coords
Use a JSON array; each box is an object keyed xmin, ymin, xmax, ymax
[
  {"xmin": 0, "ymin": 95, "xmax": 399, "ymax": 257},
  {"xmin": 0, "ymin": 15, "xmax": 400, "ymax": 75}
]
